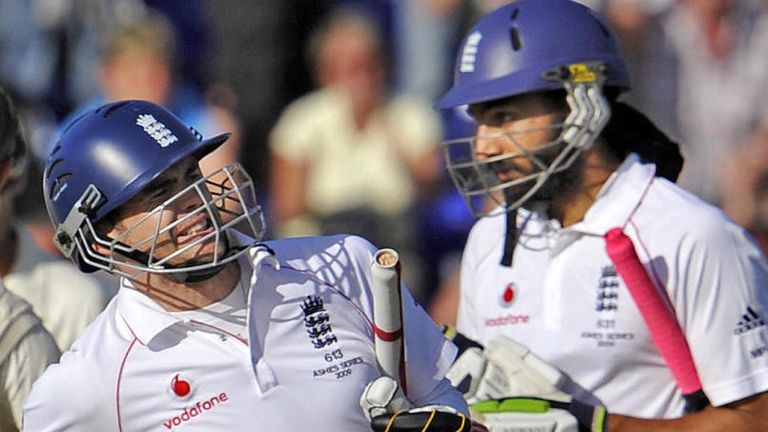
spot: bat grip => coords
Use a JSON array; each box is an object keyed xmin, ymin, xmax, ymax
[
  {"xmin": 371, "ymin": 248, "xmax": 408, "ymax": 395},
  {"xmin": 604, "ymin": 228, "xmax": 708, "ymax": 412}
]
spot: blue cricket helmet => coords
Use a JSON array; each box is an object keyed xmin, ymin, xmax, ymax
[
  {"xmin": 436, "ymin": 0, "xmax": 631, "ymax": 217},
  {"xmin": 435, "ymin": 0, "xmax": 630, "ymax": 110},
  {"xmin": 45, "ymin": 100, "xmax": 227, "ymax": 226},
  {"xmin": 44, "ymin": 100, "xmax": 265, "ymax": 278}
]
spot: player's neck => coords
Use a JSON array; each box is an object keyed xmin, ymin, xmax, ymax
[
  {"xmin": 132, "ymin": 261, "xmax": 242, "ymax": 312},
  {"xmin": 551, "ymin": 150, "xmax": 618, "ymax": 227}
]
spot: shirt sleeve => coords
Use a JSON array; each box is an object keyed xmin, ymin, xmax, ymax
[
  {"xmin": 1, "ymin": 326, "xmax": 59, "ymax": 430},
  {"xmin": 22, "ymin": 353, "xmax": 109, "ymax": 431},
  {"xmin": 400, "ymin": 286, "xmax": 467, "ymax": 413},
  {"xmin": 345, "ymin": 235, "xmax": 467, "ymax": 413},
  {"xmin": 667, "ymin": 217, "xmax": 768, "ymax": 407}
]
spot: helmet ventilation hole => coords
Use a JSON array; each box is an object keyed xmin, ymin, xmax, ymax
[
  {"xmin": 509, "ymin": 8, "xmax": 521, "ymax": 51},
  {"xmin": 50, "ymin": 172, "xmax": 71, "ymax": 200},
  {"xmin": 102, "ymin": 101, "xmax": 130, "ymax": 118}
]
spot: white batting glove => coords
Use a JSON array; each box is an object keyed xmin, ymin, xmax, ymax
[
  {"xmin": 447, "ymin": 334, "xmax": 571, "ymax": 403},
  {"xmin": 360, "ymin": 376, "xmax": 484, "ymax": 432},
  {"xmin": 443, "ymin": 330, "xmax": 608, "ymax": 432},
  {"xmin": 360, "ymin": 375, "xmax": 410, "ymax": 419}
]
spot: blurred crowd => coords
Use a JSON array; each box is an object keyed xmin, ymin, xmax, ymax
[{"xmin": 1, "ymin": 0, "xmax": 768, "ymax": 427}]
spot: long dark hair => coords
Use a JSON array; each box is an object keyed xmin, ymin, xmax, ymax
[{"xmin": 600, "ymin": 98, "xmax": 684, "ymax": 182}]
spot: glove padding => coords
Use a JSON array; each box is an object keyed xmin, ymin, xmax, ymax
[
  {"xmin": 470, "ymin": 397, "xmax": 607, "ymax": 432},
  {"xmin": 446, "ymin": 334, "xmax": 571, "ymax": 403},
  {"xmin": 361, "ymin": 376, "xmax": 484, "ymax": 432},
  {"xmin": 361, "ymin": 375, "xmax": 411, "ymax": 419},
  {"xmin": 443, "ymin": 331, "xmax": 607, "ymax": 432},
  {"xmin": 370, "ymin": 408, "xmax": 474, "ymax": 432}
]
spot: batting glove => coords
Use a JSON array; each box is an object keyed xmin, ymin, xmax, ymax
[
  {"xmin": 361, "ymin": 376, "xmax": 484, "ymax": 432},
  {"xmin": 443, "ymin": 329, "xmax": 608, "ymax": 432},
  {"xmin": 445, "ymin": 332, "xmax": 571, "ymax": 403},
  {"xmin": 470, "ymin": 397, "xmax": 607, "ymax": 432}
]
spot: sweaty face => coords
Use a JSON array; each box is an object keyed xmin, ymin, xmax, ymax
[{"xmin": 106, "ymin": 156, "xmax": 226, "ymax": 268}]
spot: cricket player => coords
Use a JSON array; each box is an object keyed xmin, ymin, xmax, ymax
[
  {"xmin": 21, "ymin": 100, "xmax": 467, "ymax": 431},
  {"xmin": 434, "ymin": 0, "xmax": 768, "ymax": 430}
]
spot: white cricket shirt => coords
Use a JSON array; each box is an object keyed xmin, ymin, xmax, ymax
[
  {"xmin": 23, "ymin": 234, "xmax": 464, "ymax": 431},
  {"xmin": 457, "ymin": 154, "xmax": 768, "ymax": 418}
]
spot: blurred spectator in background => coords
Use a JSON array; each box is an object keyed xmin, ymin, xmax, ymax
[
  {"xmin": 0, "ymin": 86, "xmax": 60, "ymax": 432},
  {"xmin": 269, "ymin": 7, "xmax": 443, "ymax": 303},
  {"xmin": 598, "ymin": 0, "xmax": 768, "ymax": 207},
  {"xmin": 391, "ymin": 0, "xmax": 468, "ymax": 100},
  {"xmin": 0, "ymin": 86, "xmax": 115, "ymax": 353},
  {"xmin": 589, "ymin": 0, "xmax": 768, "ymax": 258},
  {"xmin": 721, "ymin": 120, "xmax": 768, "ymax": 253},
  {"xmin": 205, "ymin": 0, "xmax": 337, "ymax": 202},
  {"xmin": 665, "ymin": 0, "xmax": 768, "ymax": 206},
  {"xmin": 0, "ymin": 284, "xmax": 58, "ymax": 432},
  {"xmin": 59, "ymin": 10, "xmax": 241, "ymax": 177}
]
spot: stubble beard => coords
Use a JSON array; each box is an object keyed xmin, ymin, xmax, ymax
[{"xmin": 503, "ymin": 146, "xmax": 586, "ymax": 214}]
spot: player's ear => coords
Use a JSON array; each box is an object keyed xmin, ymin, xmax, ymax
[{"xmin": 89, "ymin": 213, "xmax": 121, "ymax": 258}]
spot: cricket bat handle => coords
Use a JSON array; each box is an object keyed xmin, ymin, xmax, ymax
[{"xmin": 370, "ymin": 248, "xmax": 408, "ymax": 395}]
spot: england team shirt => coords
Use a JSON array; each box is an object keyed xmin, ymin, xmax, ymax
[
  {"xmin": 456, "ymin": 153, "xmax": 768, "ymax": 418},
  {"xmin": 23, "ymin": 235, "xmax": 463, "ymax": 431}
]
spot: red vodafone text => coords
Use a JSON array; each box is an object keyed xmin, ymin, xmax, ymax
[{"xmin": 163, "ymin": 392, "xmax": 229, "ymax": 429}]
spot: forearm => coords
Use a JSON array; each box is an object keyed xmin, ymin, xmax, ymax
[{"xmin": 608, "ymin": 394, "xmax": 768, "ymax": 432}]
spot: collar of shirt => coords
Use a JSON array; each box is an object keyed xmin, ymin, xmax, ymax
[
  {"xmin": 116, "ymin": 242, "xmax": 277, "ymax": 346},
  {"xmin": 570, "ymin": 153, "xmax": 656, "ymax": 237}
]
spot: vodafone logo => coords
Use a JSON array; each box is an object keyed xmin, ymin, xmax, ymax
[
  {"xmin": 170, "ymin": 374, "xmax": 193, "ymax": 400},
  {"xmin": 162, "ymin": 392, "xmax": 230, "ymax": 430},
  {"xmin": 500, "ymin": 283, "xmax": 516, "ymax": 307},
  {"xmin": 485, "ymin": 314, "xmax": 530, "ymax": 328}
]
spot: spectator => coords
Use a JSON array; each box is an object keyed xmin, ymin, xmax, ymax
[
  {"xmin": 269, "ymin": 7, "xmax": 443, "ymax": 303},
  {"xmin": 606, "ymin": 0, "xmax": 768, "ymax": 205},
  {"xmin": 0, "ymin": 86, "xmax": 114, "ymax": 352},
  {"xmin": 59, "ymin": 10, "xmax": 241, "ymax": 178}
]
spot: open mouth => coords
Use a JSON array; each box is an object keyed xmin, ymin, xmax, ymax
[
  {"xmin": 176, "ymin": 217, "xmax": 214, "ymax": 245},
  {"xmin": 486, "ymin": 158, "xmax": 527, "ymax": 183}
]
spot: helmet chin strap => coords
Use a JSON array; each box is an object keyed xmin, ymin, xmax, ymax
[
  {"xmin": 116, "ymin": 236, "xmax": 244, "ymax": 283},
  {"xmin": 500, "ymin": 208, "xmax": 518, "ymax": 267},
  {"xmin": 166, "ymin": 261, "xmax": 229, "ymax": 284},
  {"xmin": 164, "ymin": 242, "xmax": 254, "ymax": 283}
]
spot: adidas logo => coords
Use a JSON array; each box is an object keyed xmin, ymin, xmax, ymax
[{"xmin": 733, "ymin": 306, "xmax": 766, "ymax": 335}]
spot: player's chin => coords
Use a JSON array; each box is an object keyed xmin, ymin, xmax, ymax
[
  {"xmin": 501, "ymin": 181, "xmax": 536, "ymax": 206},
  {"xmin": 172, "ymin": 240, "xmax": 227, "ymax": 266}
]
